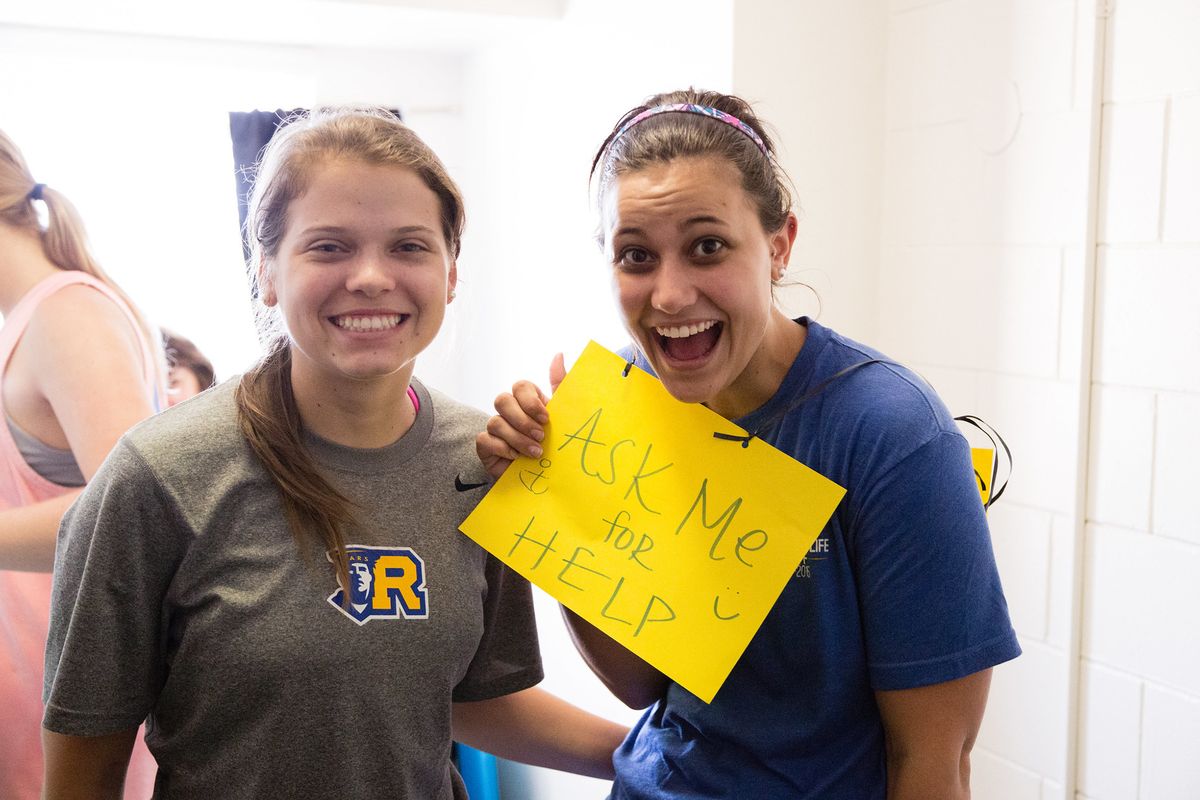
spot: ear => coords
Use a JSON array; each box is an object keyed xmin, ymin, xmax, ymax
[
  {"xmin": 258, "ymin": 258, "xmax": 278, "ymax": 307},
  {"xmin": 446, "ymin": 261, "xmax": 459, "ymax": 304},
  {"xmin": 768, "ymin": 212, "xmax": 799, "ymax": 282}
]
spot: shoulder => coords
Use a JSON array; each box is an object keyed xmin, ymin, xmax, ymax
[
  {"xmin": 803, "ymin": 323, "xmax": 962, "ymax": 474},
  {"xmin": 112, "ymin": 380, "xmax": 273, "ymax": 527},
  {"xmin": 122, "ymin": 380, "xmax": 246, "ymax": 471},
  {"xmin": 423, "ymin": 384, "xmax": 489, "ymax": 440},
  {"xmin": 25, "ymin": 282, "xmax": 143, "ymax": 360}
]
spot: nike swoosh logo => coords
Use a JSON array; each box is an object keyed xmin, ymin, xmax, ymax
[{"xmin": 455, "ymin": 475, "xmax": 488, "ymax": 492}]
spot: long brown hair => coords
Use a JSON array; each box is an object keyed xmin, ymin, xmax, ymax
[
  {"xmin": 0, "ymin": 128, "xmax": 167, "ymax": 391},
  {"xmin": 235, "ymin": 108, "xmax": 465, "ymax": 589}
]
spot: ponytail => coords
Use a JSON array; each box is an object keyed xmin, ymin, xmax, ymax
[
  {"xmin": 1, "ymin": 129, "xmax": 167, "ymax": 394},
  {"xmin": 235, "ymin": 339, "xmax": 358, "ymax": 592},
  {"xmin": 39, "ymin": 187, "xmax": 165, "ymax": 381}
]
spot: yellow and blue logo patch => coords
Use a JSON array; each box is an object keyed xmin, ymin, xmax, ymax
[{"xmin": 327, "ymin": 545, "xmax": 429, "ymax": 625}]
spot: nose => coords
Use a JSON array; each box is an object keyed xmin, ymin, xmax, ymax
[
  {"xmin": 345, "ymin": 251, "xmax": 395, "ymax": 297},
  {"xmin": 650, "ymin": 258, "xmax": 696, "ymax": 315}
]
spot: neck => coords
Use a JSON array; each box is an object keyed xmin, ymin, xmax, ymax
[
  {"xmin": 0, "ymin": 224, "xmax": 61, "ymax": 314},
  {"xmin": 707, "ymin": 309, "xmax": 806, "ymax": 420},
  {"xmin": 290, "ymin": 357, "xmax": 418, "ymax": 449}
]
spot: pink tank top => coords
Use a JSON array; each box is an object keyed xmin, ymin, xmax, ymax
[{"xmin": 0, "ymin": 270, "xmax": 164, "ymax": 800}]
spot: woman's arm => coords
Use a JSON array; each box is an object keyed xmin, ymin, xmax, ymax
[
  {"xmin": 451, "ymin": 686, "xmax": 628, "ymax": 779},
  {"xmin": 561, "ymin": 607, "xmax": 669, "ymax": 710},
  {"xmin": 41, "ymin": 728, "xmax": 137, "ymax": 800},
  {"xmin": 476, "ymin": 356, "xmax": 668, "ymax": 709},
  {"xmin": 0, "ymin": 285, "xmax": 157, "ymax": 572},
  {"xmin": 874, "ymin": 669, "xmax": 993, "ymax": 800},
  {"xmin": 0, "ymin": 491, "xmax": 80, "ymax": 570}
]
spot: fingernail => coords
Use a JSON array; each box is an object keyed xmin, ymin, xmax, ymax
[
  {"xmin": 532, "ymin": 429, "xmax": 545, "ymax": 442},
  {"xmin": 529, "ymin": 445, "xmax": 543, "ymax": 458}
]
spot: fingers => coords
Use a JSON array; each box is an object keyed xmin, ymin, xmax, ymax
[
  {"xmin": 476, "ymin": 370, "xmax": 559, "ymax": 480},
  {"xmin": 475, "ymin": 430, "xmax": 519, "ymax": 480},
  {"xmin": 488, "ymin": 396, "xmax": 545, "ymax": 460},
  {"xmin": 509, "ymin": 381, "xmax": 551, "ymax": 426},
  {"xmin": 549, "ymin": 352, "xmax": 566, "ymax": 393}
]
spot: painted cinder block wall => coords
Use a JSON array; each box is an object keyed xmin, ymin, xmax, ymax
[
  {"xmin": 736, "ymin": 1, "xmax": 1199, "ymax": 798},
  {"xmin": 874, "ymin": 2, "xmax": 1091, "ymax": 795},
  {"xmin": 1079, "ymin": 1, "xmax": 1200, "ymax": 798}
]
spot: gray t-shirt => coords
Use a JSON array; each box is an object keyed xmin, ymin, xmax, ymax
[{"xmin": 43, "ymin": 378, "xmax": 542, "ymax": 799}]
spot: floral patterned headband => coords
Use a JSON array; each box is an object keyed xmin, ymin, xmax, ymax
[{"xmin": 609, "ymin": 103, "xmax": 769, "ymax": 157}]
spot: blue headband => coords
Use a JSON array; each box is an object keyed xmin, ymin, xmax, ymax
[{"xmin": 610, "ymin": 103, "xmax": 769, "ymax": 157}]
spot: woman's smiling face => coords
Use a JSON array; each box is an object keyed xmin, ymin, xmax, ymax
[
  {"xmin": 260, "ymin": 158, "xmax": 456, "ymax": 394},
  {"xmin": 603, "ymin": 155, "xmax": 794, "ymax": 419}
]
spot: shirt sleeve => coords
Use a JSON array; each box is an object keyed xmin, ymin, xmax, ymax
[
  {"xmin": 452, "ymin": 554, "xmax": 544, "ymax": 702},
  {"xmin": 43, "ymin": 439, "xmax": 188, "ymax": 735},
  {"xmin": 850, "ymin": 429, "xmax": 1021, "ymax": 691}
]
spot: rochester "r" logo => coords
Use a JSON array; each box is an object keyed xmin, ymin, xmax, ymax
[{"xmin": 327, "ymin": 546, "xmax": 429, "ymax": 624}]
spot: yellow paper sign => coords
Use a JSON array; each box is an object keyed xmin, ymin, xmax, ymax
[
  {"xmin": 460, "ymin": 342, "xmax": 845, "ymax": 702},
  {"xmin": 972, "ymin": 448, "xmax": 994, "ymax": 506}
]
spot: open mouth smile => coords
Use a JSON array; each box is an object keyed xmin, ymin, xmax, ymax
[
  {"xmin": 653, "ymin": 320, "xmax": 722, "ymax": 362},
  {"xmin": 331, "ymin": 313, "xmax": 407, "ymax": 333}
]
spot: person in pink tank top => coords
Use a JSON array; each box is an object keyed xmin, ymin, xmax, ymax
[{"xmin": 0, "ymin": 128, "xmax": 166, "ymax": 800}]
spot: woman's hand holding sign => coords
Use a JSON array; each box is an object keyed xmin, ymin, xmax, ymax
[{"xmin": 477, "ymin": 352, "xmax": 565, "ymax": 479}]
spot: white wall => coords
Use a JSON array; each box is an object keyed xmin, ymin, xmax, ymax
[
  {"xmin": 732, "ymin": 0, "xmax": 887, "ymax": 343},
  {"xmin": 1079, "ymin": 2, "xmax": 1200, "ymax": 798},
  {"xmin": 735, "ymin": 0, "xmax": 1200, "ymax": 798},
  {"xmin": 875, "ymin": 2, "xmax": 1093, "ymax": 797},
  {"xmin": 0, "ymin": 23, "xmax": 465, "ymax": 387}
]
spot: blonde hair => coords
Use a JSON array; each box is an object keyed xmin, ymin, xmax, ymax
[
  {"xmin": 236, "ymin": 108, "xmax": 465, "ymax": 590},
  {"xmin": 0, "ymin": 128, "xmax": 167, "ymax": 392}
]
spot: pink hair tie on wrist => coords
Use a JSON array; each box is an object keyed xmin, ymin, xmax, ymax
[{"xmin": 610, "ymin": 103, "xmax": 769, "ymax": 156}]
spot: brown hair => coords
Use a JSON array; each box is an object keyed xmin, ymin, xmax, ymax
[
  {"xmin": 163, "ymin": 329, "xmax": 216, "ymax": 390},
  {"xmin": 235, "ymin": 108, "xmax": 465, "ymax": 590},
  {"xmin": 590, "ymin": 89, "xmax": 794, "ymax": 236},
  {"xmin": 0, "ymin": 129, "xmax": 167, "ymax": 389}
]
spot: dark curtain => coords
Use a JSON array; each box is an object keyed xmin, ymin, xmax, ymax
[
  {"xmin": 228, "ymin": 109, "xmax": 305, "ymax": 262},
  {"xmin": 228, "ymin": 108, "xmax": 405, "ymax": 262}
]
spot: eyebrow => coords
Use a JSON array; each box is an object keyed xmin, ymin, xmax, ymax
[
  {"xmin": 613, "ymin": 215, "xmax": 729, "ymax": 238},
  {"xmin": 298, "ymin": 224, "xmax": 439, "ymax": 237}
]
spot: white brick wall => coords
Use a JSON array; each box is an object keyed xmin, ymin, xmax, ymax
[
  {"xmin": 1153, "ymin": 391, "xmax": 1200, "ymax": 545},
  {"xmin": 1097, "ymin": 102, "xmax": 1166, "ymax": 244},
  {"xmin": 1140, "ymin": 685, "xmax": 1200, "ymax": 799},
  {"xmin": 878, "ymin": 1, "xmax": 1091, "ymax": 794},
  {"xmin": 1077, "ymin": 662, "xmax": 1142, "ymax": 799},
  {"xmin": 1163, "ymin": 96, "xmax": 1200, "ymax": 244},
  {"xmin": 1094, "ymin": 246, "xmax": 1200, "ymax": 393},
  {"xmin": 979, "ymin": 639, "xmax": 1069, "ymax": 782},
  {"xmin": 1086, "ymin": 386, "xmax": 1155, "ymax": 530},
  {"xmin": 1104, "ymin": 0, "xmax": 1200, "ymax": 103},
  {"xmin": 877, "ymin": 0, "xmax": 1200, "ymax": 797},
  {"xmin": 1087, "ymin": 0, "xmax": 1200, "ymax": 787},
  {"xmin": 989, "ymin": 504, "xmax": 1053, "ymax": 639},
  {"xmin": 743, "ymin": 0, "xmax": 1200, "ymax": 796},
  {"xmin": 1083, "ymin": 524, "xmax": 1200, "ymax": 698},
  {"xmin": 973, "ymin": 749, "xmax": 1045, "ymax": 800}
]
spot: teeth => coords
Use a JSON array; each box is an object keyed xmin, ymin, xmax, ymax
[
  {"xmin": 655, "ymin": 320, "xmax": 717, "ymax": 339},
  {"xmin": 334, "ymin": 314, "xmax": 403, "ymax": 332}
]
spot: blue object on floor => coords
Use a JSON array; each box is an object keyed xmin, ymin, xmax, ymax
[{"xmin": 453, "ymin": 742, "xmax": 500, "ymax": 800}]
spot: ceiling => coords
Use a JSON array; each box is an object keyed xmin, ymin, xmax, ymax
[{"xmin": 0, "ymin": 0, "xmax": 567, "ymax": 51}]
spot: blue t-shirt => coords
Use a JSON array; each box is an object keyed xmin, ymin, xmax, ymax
[{"xmin": 610, "ymin": 318, "xmax": 1020, "ymax": 800}]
